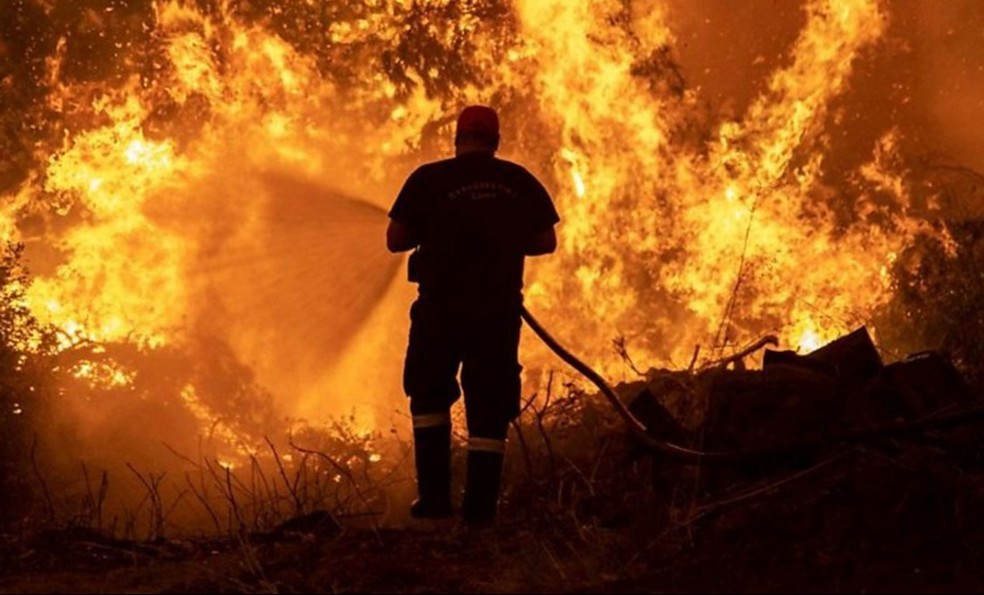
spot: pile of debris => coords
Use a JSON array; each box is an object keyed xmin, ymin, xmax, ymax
[
  {"xmin": 627, "ymin": 328, "xmax": 983, "ymax": 466},
  {"xmin": 607, "ymin": 330, "xmax": 984, "ymax": 590}
]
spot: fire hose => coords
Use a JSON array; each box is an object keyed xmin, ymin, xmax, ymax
[{"xmin": 520, "ymin": 305, "xmax": 984, "ymax": 465}]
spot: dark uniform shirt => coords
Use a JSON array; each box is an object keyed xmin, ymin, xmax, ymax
[{"xmin": 389, "ymin": 153, "xmax": 560, "ymax": 302}]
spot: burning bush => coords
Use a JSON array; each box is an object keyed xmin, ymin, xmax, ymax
[
  {"xmin": 0, "ymin": 243, "xmax": 58, "ymax": 526},
  {"xmin": 879, "ymin": 216, "xmax": 984, "ymax": 386}
]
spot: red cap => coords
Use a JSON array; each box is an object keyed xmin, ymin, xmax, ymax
[{"xmin": 456, "ymin": 105, "xmax": 499, "ymax": 137}]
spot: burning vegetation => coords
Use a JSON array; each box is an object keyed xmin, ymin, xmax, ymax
[{"xmin": 1, "ymin": 0, "xmax": 984, "ymax": 592}]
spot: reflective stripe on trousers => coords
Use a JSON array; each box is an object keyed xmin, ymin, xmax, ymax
[
  {"xmin": 413, "ymin": 411, "xmax": 452, "ymax": 429},
  {"xmin": 468, "ymin": 436, "xmax": 506, "ymax": 454}
]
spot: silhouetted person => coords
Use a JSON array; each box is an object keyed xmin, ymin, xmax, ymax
[{"xmin": 387, "ymin": 105, "xmax": 559, "ymax": 524}]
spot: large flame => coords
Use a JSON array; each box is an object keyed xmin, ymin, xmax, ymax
[
  {"xmin": 519, "ymin": 0, "xmax": 944, "ymax": 371},
  {"xmin": 0, "ymin": 0, "xmax": 966, "ymax": 443}
]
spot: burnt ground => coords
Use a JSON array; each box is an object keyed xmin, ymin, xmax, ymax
[{"xmin": 3, "ymin": 437, "xmax": 984, "ymax": 594}]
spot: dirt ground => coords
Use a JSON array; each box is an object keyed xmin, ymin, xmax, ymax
[{"xmin": 3, "ymin": 438, "xmax": 984, "ymax": 594}]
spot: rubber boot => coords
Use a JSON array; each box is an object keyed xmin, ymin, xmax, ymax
[
  {"xmin": 462, "ymin": 445, "xmax": 505, "ymax": 526},
  {"xmin": 409, "ymin": 423, "xmax": 453, "ymax": 519}
]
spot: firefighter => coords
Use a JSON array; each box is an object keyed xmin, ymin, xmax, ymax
[{"xmin": 386, "ymin": 105, "xmax": 559, "ymax": 524}]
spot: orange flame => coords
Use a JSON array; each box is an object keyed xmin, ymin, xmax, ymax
[{"xmin": 0, "ymin": 0, "xmax": 957, "ymax": 435}]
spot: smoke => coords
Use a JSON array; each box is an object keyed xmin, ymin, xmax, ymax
[
  {"xmin": 906, "ymin": 1, "xmax": 984, "ymax": 174},
  {"xmin": 663, "ymin": 0, "xmax": 807, "ymax": 119},
  {"xmin": 666, "ymin": 0, "xmax": 984, "ymax": 176}
]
